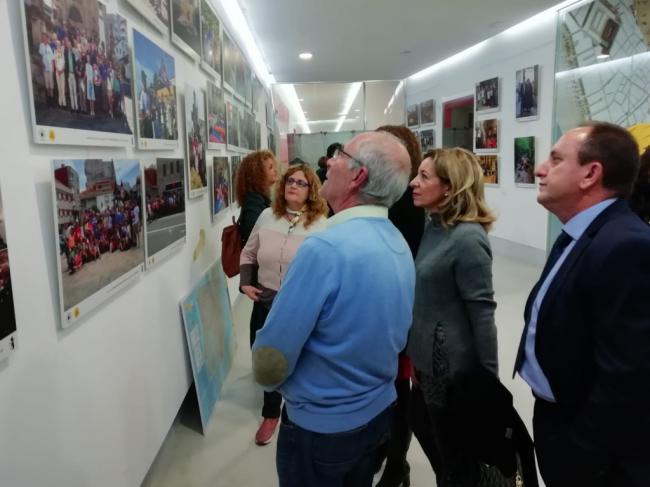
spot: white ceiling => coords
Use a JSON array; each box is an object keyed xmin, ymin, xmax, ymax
[{"xmin": 239, "ymin": 0, "xmax": 563, "ymax": 83}]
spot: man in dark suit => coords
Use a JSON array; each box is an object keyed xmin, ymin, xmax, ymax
[{"xmin": 514, "ymin": 121, "xmax": 650, "ymax": 487}]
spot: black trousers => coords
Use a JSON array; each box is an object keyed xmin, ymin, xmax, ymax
[
  {"xmin": 377, "ymin": 376, "xmax": 412, "ymax": 481},
  {"xmin": 250, "ymin": 301, "xmax": 282, "ymax": 418}
]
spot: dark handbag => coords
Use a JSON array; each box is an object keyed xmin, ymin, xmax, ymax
[{"xmin": 221, "ymin": 216, "xmax": 242, "ymax": 278}]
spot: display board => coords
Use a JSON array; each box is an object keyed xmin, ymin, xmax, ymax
[
  {"xmin": 21, "ymin": 0, "xmax": 135, "ymax": 147},
  {"xmin": 206, "ymin": 80, "xmax": 226, "ymax": 148},
  {"xmin": 185, "ymin": 84, "xmax": 208, "ymax": 198},
  {"xmin": 143, "ymin": 158, "xmax": 186, "ymax": 268},
  {"xmin": 211, "ymin": 157, "xmax": 230, "ymax": 220},
  {"xmin": 125, "ymin": 0, "xmax": 169, "ymax": 34},
  {"xmin": 200, "ymin": 0, "xmax": 222, "ymax": 81},
  {"xmin": 0, "ymin": 186, "xmax": 16, "ymax": 361},
  {"xmin": 170, "ymin": 0, "xmax": 201, "ymax": 60},
  {"xmin": 52, "ymin": 159, "xmax": 144, "ymax": 327},
  {"xmin": 133, "ymin": 29, "xmax": 178, "ymax": 150},
  {"xmin": 180, "ymin": 258, "xmax": 234, "ymax": 433}
]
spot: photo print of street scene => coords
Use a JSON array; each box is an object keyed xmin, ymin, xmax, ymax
[
  {"xmin": 53, "ymin": 159, "xmax": 144, "ymax": 324},
  {"xmin": 143, "ymin": 158, "xmax": 186, "ymax": 267},
  {"xmin": 171, "ymin": 0, "xmax": 201, "ymax": 58},
  {"xmin": 185, "ymin": 84, "xmax": 208, "ymax": 198},
  {"xmin": 22, "ymin": 0, "xmax": 134, "ymax": 145},
  {"xmin": 212, "ymin": 157, "xmax": 230, "ymax": 220}
]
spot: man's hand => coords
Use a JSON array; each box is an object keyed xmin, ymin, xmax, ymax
[{"xmin": 242, "ymin": 285, "xmax": 263, "ymax": 302}]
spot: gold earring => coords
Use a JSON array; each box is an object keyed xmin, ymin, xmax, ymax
[{"xmin": 444, "ymin": 192, "xmax": 449, "ymax": 197}]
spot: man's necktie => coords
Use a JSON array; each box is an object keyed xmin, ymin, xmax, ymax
[{"xmin": 538, "ymin": 230, "xmax": 573, "ymax": 285}]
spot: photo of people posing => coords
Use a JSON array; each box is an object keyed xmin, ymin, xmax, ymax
[
  {"xmin": 133, "ymin": 29, "xmax": 178, "ymax": 149},
  {"xmin": 475, "ymin": 76, "xmax": 500, "ymax": 112},
  {"xmin": 200, "ymin": 0, "xmax": 222, "ymax": 77},
  {"xmin": 420, "ymin": 128, "xmax": 435, "ymax": 152},
  {"xmin": 171, "ymin": 0, "xmax": 201, "ymax": 57},
  {"xmin": 477, "ymin": 155, "xmax": 499, "ymax": 185},
  {"xmin": 0, "ymin": 187, "xmax": 17, "ymax": 350},
  {"xmin": 514, "ymin": 136, "xmax": 536, "ymax": 185},
  {"xmin": 475, "ymin": 118, "xmax": 499, "ymax": 151},
  {"xmin": 516, "ymin": 65, "xmax": 539, "ymax": 120},
  {"xmin": 53, "ymin": 159, "xmax": 144, "ymax": 319},
  {"xmin": 143, "ymin": 158, "xmax": 186, "ymax": 265},
  {"xmin": 22, "ymin": 0, "xmax": 133, "ymax": 144},
  {"xmin": 212, "ymin": 157, "xmax": 230, "ymax": 219},
  {"xmin": 207, "ymin": 81, "xmax": 226, "ymax": 147},
  {"xmin": 185, "ymin": 84, "xmax": 207, "ymax": 198}
]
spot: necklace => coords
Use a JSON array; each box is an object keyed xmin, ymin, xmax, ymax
[{"xmin": 286, "ymin": 207, "xmax": 305, "ymax": 233}]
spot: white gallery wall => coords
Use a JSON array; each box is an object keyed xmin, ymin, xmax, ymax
[
  {"xmin": 405, "ymin": 11, "xmax": 559, "ymax": 256},
  {"xmin": 0, "ymin": 1, "xmax": 270, "ymax": 486}
]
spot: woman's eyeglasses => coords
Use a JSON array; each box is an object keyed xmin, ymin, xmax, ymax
[{"xmin": 285, "ymin": 177, "xmax": 309, "ymax": 188}]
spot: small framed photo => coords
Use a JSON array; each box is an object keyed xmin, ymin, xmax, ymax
[
  {"xmin": 419, "ymin": 99, "xmax": 435, "ymax": 125},
  {"xmin": 475, "ymin": 77, "xmax": 500, "ymax": 113},
  {"xmin": 474, "ymin": 118, "xmax": 499, "ymax": 152},
  {"xmin": 516, "ymin": 65, "xmax": 539, "ymax": 121},
  {"xmin": 477, "ymin": 155, "xmax": 499, "ymax": 186},
  {"xmin": 419, "ymin": 129, "xmax": 435, "ymax": 152},
  {"xmin": 514, "ymin": 136, "xmax": 536, "ymax": 186},
  {"xmin": 407, "ymin": 104, "xmax": 419, "ymax": 128}
]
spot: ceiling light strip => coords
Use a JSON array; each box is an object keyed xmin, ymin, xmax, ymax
[{"xmin": 335, "ymin": 82, "xmax": 363, "ymax": 132}]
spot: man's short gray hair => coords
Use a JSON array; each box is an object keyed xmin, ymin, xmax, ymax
[{"xmin": 349, "ymin": 133, "xmax": 411, "ymax": 207}]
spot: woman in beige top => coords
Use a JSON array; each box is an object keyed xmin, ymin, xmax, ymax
[{"xmin": 239, "ymin": 163, "xmax": 328, "ymax": 445}]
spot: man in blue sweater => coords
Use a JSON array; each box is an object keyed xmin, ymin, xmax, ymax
[{"xmin": 252, "ymin": 131, "xmax": 416, "ymax": 487}]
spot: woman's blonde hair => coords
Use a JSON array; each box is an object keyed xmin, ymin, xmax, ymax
[
  {"xmin": 272, "ymin": 164, "xmax": 328, "ymax": 228},
  {"xmin": 424, "ymin": 147, "xmax": 496, "ymax": 231}
]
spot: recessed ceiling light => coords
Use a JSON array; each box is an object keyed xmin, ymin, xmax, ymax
[{"xmin": 299, "ymin": 52, "xmax": 313, "ymax": 60}]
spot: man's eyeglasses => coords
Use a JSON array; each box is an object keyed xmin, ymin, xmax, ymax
[
  {"xmin": 285, "ymin": 177, "xmax": 309, "ymax": 188},
  {"xmin": 333, "ymin": 147, "xmax": 365, "ymax": 167}
]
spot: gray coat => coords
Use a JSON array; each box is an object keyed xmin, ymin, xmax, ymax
[{"xmin": 406, "ymin": 216, "xmax": 498, "ymax": 378}]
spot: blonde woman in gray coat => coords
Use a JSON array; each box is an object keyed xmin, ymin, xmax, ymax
[{"xmin": 407, "ymin": 147, "xmax": 497, "ymax": 487}]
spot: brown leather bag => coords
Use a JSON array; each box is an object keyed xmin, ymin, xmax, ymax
[{"xmin": 221, "ymin": 216, "xmax": 242, "ymax": 278}]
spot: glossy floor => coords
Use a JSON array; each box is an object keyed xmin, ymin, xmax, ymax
[{"xmin": 142, "ymin": 253, "xmax": 542, "ymax": 487}]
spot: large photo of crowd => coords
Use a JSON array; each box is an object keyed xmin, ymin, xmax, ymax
[
  {"xmin": 185, "ymin": 84, "xmax": 207, "ymax": 198},
  {"xmin": 125, "ymin": 0, "xmax": 169, "ymax": 33},
  {"xmin": 22, "ymin": 0, "xmax": 134, "ymax": 145},
  {"xmin": 514, "ymin": 136, "xmax": 536, "ymax": 185},
  {"xmin": 171, "ymin": 0, "xmax": 201, "ymax": 58},
  {"xmin": 212, "ymin": 157, "xmax": 230, "ymax": 220},
  {"xmin": 207, "ymin": 81, "xmax": 226, "ymax": 147},
  {"xmin": 0, "ymin": 187, "xmax": 17, "ymax": 351},
  {"xmin": 53, "ymin": 159, "xmax": 144, "ymax": 321},
  {"xmin": 475, "ymin": 76, "xmax": 500, "ymax": 112},
  {"xmin": 515, "ymin": 65, "xmax": 539, "ymax": 120},
  {"xmin": 200, "ymin": 0, "xmax": 222, "ymax": 78},
  {"xmin": 133, "ymin": 29, "xmax": 178, "ymax": 149},
  {"xmin": 143, "ymin": 158, "xmax": 186, "ymax": 265}
]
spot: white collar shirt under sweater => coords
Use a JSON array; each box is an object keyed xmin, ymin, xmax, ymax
[{"xmin": 240, "ymin": 207, "xmax": 327, "ymax": 291}]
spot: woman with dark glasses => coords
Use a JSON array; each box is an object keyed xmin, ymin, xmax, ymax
[{"xmin": 240, "ymin": 163, "xmax": 328, "ymax": 446}]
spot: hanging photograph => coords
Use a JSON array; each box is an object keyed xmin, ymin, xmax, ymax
[
  {"xmin": 212, "ymin": 157, "xmax": 230, "ymax": 220},
  {"xmin": 516, "ymin": 65, "xmax": 539, "ymax": 121},
  {"xmin": 230, "ymin": 155, "xmax": 241, "ymax": 205},
  {"xmin": 180, "ymin": 258, "xmax": 234, "ymax": 433},
  {"xmin": 133, "ymin": 29, "xmax": 178, "ymax": 150},
  {"xmin": 200, "ymin": 0, "xmax": 222, "ymax": 81},
  {"xmin": 170, "ymin": 0, "xmax": 201, "ymax": 60},
  {"xmin": 514, "ymin": 136, "xmax": 536, "ymax": 186},
  {"xmin": 0, "ymin": 186, "xmax": 17, "ymax": 361},
  {"xmin": 206, "ymin": 80, "xmax": 226, "ymax": 148},
  {"xmin": 226, "ymin": 100, "xmax": 240, "ymax": 150},
  {"xmin": 420, "ymin": 129, "xmax": 435, "ymax": 152},
  {"xmin": 240, "ymin": 110, "xmax": 255, "ymax": 151},
  {"xmin": 475, "ymin": 77, "xmax": 500, "ymax": 113},
  {"xmin": 143, "ymin": 158, "xmax": 186, "ymax": 269},
  {"xmin": 268, "ymin": 133, "xmax": 275, "ymax": 157},
  {"xmin": 419, "ymin": 99, "xmax": 435, "ymax": 125},
  {"xmin": 477, "ymin": 155, "xmax": 499, "ymax": 186},
  {"xmin": 125, "ymin": 0, "xmax": 169, "ymax": 34},
  {"xmin": 52, "ymin": 159, "xmax": 144, "ymax": 327},
  {"xmin": 222, "ymin": 29, "xmax": 237, "ymax": 94},
  {"xmin": 185, "ymin": 84, "xmax": 208, "ymax": 198},
  {"xmin": 21, "ymin": 0, "xmax": 134, "ymax": 147},
  {"xmin": 255, "ymin": 121, "xmax": 261, "ymax": 151},
  {"xmin": 406, "ymin": 104, "xmax": 419, "ymax": 127},
  {"xmin": 474, "ymin": 118, "xmax": 499, "ymax": 152}
]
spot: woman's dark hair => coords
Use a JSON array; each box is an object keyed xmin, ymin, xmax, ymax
[{"xmin": 235, "ymin": 150, "xmax": 276, "ymax": 206}]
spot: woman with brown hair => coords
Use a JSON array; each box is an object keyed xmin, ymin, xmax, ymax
[
  {"xmin": 407, "ymin": 147, "xmax": 497, "ymax": 486},
  {"xmin": 235, "ymin": 150, "xmax": 279, "ymax": 246},
  {"xmin": 240, "ymin": 163, "xmax": 328, "ymax": 445}
]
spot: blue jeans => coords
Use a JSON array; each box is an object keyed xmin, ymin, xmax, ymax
[{"xmin": 276, "ymin": 405, "xmax": 393, "ymax": 487}]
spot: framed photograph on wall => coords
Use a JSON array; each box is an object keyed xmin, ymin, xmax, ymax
[
  {"xmin": 52, "ymin": 159, "xmax": 144, "ymax": 328},
  {"xmin": 475, "ymin": 77, "xmax": 500, "ymax": 113},
  {"xmin": 406, "ymin": 104, "xmax": 419, "ymax": 128},
  {"xmin": 212, "ymin": 156, "xmax": 230, "ymax": 221},
  {"xmin": 21, "ymin": 0, "xmax": 135, "ymax": 147},
  {"xmin": 516, "ymin": 65, "xmax": 539, "ymax": 121},
  {"xmin": 230, "ymin": 155, "xmax": 241, "ymax": 206},
  {"xmin": 420, "ymin": 129, "xmax": 435, "ymax": 152},
  {"xmin": 477, "ymin": 155, "xmax": 499, "ymax": 186},
  {"xmin": 514, "ymin": 136, "xmax": 536, "ymax": 186},
  {"xmin": 0, "ymin": 185, "xmax": 17, "ymax": 361},
  {"xmin": 474, "ymin": 118, "xmax": 499, "ymax": 152},
  {"xmin": 419, "ymin": 99, "xmax": 435, "ymax": 125},
  {"xmin": 200, "ymin": 0, "xmax": 222, "ymax": 82},
  {"xmin": 185, "ymin": 84, "xmax": 208, "ymax": 198},
  {"xmin": 143, "ymin": 158, "xmax": 186, "ymax": 269},
  {"xmin": 206, "ymin": 80, "xmax": 226, "ymax": 148},
  {"xmin": 170, "ymin": 0, "xmax": 201, "ymax": 60},
  {"xmin": 133, "ymin": 29, "xmax": 178, "ymax": 150},
  {"xmin": 226, "ymin": 99, "xmax": 241, "ymax": 151},
  {"xmin": 222, "ymin": 29, "xmax": 237, "ymax": 95},
  {"xmin": 125, "ymin": 0, "xmax": 169, "ymax": 34}
]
